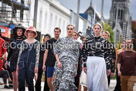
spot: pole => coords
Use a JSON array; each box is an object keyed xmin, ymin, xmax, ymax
[
  {"xmin": 101, "ymin": 0, "xmax": 104, "ymax": 22},
  {"xmin": 76, "ymin": 0, "xmax": 80, "ymax": 31},
  {"xmin": 93, "ymin": 4, "xmax": 96, "ymax": 25},
  {"xmin": 33, "ymin": 0, "xmax": 38, "ymax": 28},
  {"xmin": 114, "ymin": 4, "xmax": 119, "ymax": 45}
]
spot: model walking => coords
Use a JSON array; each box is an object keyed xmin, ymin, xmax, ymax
[{"xmin": 53, "ymin": 25, "xmax": 80, "ymax": 91}]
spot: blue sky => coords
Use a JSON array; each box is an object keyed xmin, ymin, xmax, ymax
[{"xmin": 59, "ymin": 0, "xmax": 136, "ymax": 20}]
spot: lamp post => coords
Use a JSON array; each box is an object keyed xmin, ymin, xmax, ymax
[
  {"xmin": 101, "ymin": 0, "xmax": 104, "ymax": 23},
  {"xmin": 75, "ymin": 0, "xmax": 80, "ymax": 31},
  {"xmin": 33, "ymin": 0, "xmax": 38, "ymax": 28}
]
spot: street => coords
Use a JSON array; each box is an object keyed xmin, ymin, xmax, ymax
[{"xmin": 0, "ymin": 79, "xmax": 136, "ymax": 91}]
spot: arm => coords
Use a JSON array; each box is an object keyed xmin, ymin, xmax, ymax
[
  {"xmin": 5, "ymin": 46, "xmax": 13, "ymax": 68},
  {"xmin": 111, "ymin": 47, "xmax": 116, "ymax": 73},
  {"xmin": 55, "ymin": 54, "xmax": 62, "ymax": 68},
  {"xmin": 7, "ymin": 41, "xmax": 14, "ymax": 61},
  {"xmin": 117, "ymin": 63, "xmax": 121, "ymax": 76},
  {"xmin": 2, "ymin": 40, "xmax": 8, "ymax": 68},
  {"xmin": 42, "ymin": 49, "xmax": 48, "ymax": 71},
  {"xmin": 81, "ymin": 39, "xmax": 88, "ymax": 67},
  {"xmin": 34, "ymin": 41, "xmax": 40, "ymax": 73},
  {"xmin": 2, "ymin": 40, "xmax": 7, "ymax": 60},
  {"xmin": 117, "ymin": 53, "xmax": 122, "ymax": 77},
  {"xmin": 81, "ymin": 39, "xmax": 89, "ymax": 73},
  {"xmin": 53, "ymin": 38, "xmax": 62, "ymax": 68},
  {"xmin": 35, "ymin": 42, "xmax": 40, "ymax": 67},
  {"xmin": 17, "ymin": 41, "xmax": 24, "ymax": 65},
  {"xmin": 104, "ymin": 40, "xmax": 111, "ymax": 70}
]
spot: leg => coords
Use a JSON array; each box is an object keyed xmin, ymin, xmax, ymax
[
  {"xmin": 16, "ymin": 69, "xmax": 18, "ymax": 90},
  {"xmin": 18, "ymin": 68, "xmax": 25, "ymax": 91},
  {"xmin": 35, "ymin": 67, "xmax": 43, "ymax": 91},
  {"xmin": 78, "ymin": 78, "xmax": 81, "ymax": 91},
  {"xmin": 47, "ymin": 77, "xmax": 53, "ymax": 90},
  {"xmin": 114, "ymin": 68, "xmax": 121, "ymax": 91},
  {"xmin": 0, "ymin": 70, "xmax": 9, "ymax": 85},
  {"xmin": 47, "ymin": 67, "xmax": 55, "ymax": 91},
  {"xmin": 83, "ymin": 86, "xmax": 87, "ymax": 91},
  {"xmin": 108, "ymin": 75, "xmax": 111, "ymax": 87},
  {"xmin": 26, "ymin": 70, "xmax": 34, "ymax": 91},
  {"xmin": 43, "ymin": 69, "xmax": 49, "ymax": 91},
  {"xmin": 12, "ymin": 71, "xmax": 17, "ymax": 91},
  {"xmin": 127, "ymin": 76, "xmax": 136, "ymax": 91},
  {"xmin": 121, "ymin": 76, "xmax": 128, "ymax": 91},
  {"xmin": 91, "ymin": 58, "xmax": 108, "ymax": 91},
  {"xmin": 58, "ymin": 71, "xmax": 76, "ymax": 91}
]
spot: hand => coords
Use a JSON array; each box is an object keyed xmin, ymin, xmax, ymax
[
  {"xmin": 110, "ymin": 72, "xmax": 114, "ymax": 77},
  {"xmin": 42, "ymin": 65, "xmax": 46, "ymax": 72},
  {"xmin": 118, "ymin": 71, "xmax": 121, "ymax": 77},
  {"xmin": 84, "ymin": 67, "xmax": 87, "ymax": 73},
  {"xmin": 107, "ymin": 69, "xmax": 111, "ymax": 76},
  {"xmin": 16, "ymin": 65, "xmax": 19, "ymax": 72},
  {"xmin": 5, "ymin": 61, "xmax": 8, "ymax": 69},
  {"xmin": 74, "ymin": 73, "xmax": 77, "ymax": 77},
  {"xmin": 34, "ymin": 66, "xmax": 38, "ymax": 73},
  {"xmin": 58, "ymin": 62, "xmax": 62, "ymax": 68}
]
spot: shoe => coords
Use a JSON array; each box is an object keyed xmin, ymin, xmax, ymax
[
  {"xmin": 0, "ymin": 82, "xmax": 3, "ymax": 85},
  {"xmin": 4, "ymin": 85, "xmax": 10, "ymax": 89},
  {"xmin": 9, "ymin": 84, "xmax": 13, "ymax": 88},
  {"xmin": 8, "ymin": 81, "xmax": 13, "ymax": 84}
]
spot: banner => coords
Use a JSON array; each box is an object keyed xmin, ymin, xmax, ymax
[{"xmin": 0, "ymin": 25, "xmax": 10, "ymax": 38}]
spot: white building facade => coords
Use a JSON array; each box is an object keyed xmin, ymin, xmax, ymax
[
  {"xmin": 26, "ymin": 0, "xmax": 92, "ymax": 39},
  {"xmin": 29, "ymin": 0, "xmax": 71, "ymax": 38}
]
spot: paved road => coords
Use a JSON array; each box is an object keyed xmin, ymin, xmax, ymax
[{"xmin": 0, "ymin": 79, "xmax": 136, "ymax": 91}]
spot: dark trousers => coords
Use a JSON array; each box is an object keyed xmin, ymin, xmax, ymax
[
  {"xmin": 44, "ymin": 69, "xmax": 49, "ymax": 91},
  {"xmin": 35, "ymin": 67, "xmax": 49, "ymax": 91},
  {"xmin": 108, "ymin": 75, "xmax": 111, "ymax": 86},
  {"xmin": 114, "ymin": 68, "xmax": 121, "ymax": 91},
  {"xmin": 0, "ymin": 70, "xmax": 9, "ymax": 84},
  {"xmin": 19, "ymin": 67, "xmax": 34, "ymax": 91},
  {"xmin": 35, "ymin": 67, "xmax": 43, "ymax": 91},
  {"xmin": 74, "ymin": 62, "xmax": 81, "ymax": 90}
]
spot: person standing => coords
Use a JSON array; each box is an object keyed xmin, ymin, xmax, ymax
[
  {"xmin": 72, "ymin": 31, "xmax": 81, "ymax": 90},
  {"xmin": 78, "ymin": 36, "xmax": 87, "ymax": 91},
  {"xmin": 114, "ymin": 40, "xmax": 126, "ymax": 91},
  {"xmin": 118, "ymin": 39, "xmax": 136, "ymax": 91},
  {"xmin": 42, "ymin": 27, "xmax": 61, "ymax": 91},
  {"xmin": 35, "ymin": 34, "xmax": 51, "ymax": 91},
  {"xmin": 82, "ymin": 23, "xmax": 110, "ymax": 91},
  {"xmin": 53, "ymin": 25, "xmax": 79, "ymax": 91},
  {"xmin": 102, "ymin": 31, "xmax": 116, "ymax": 86},
  {"xmin": 17, "ymin": 26, "xmax": 40, "ymax": 91},
  {"xmin": 0, "ymin": 35, "xmax": 12, "ymax": 88},
  {"xmin": 5, "ymin": 24, "xmax": 25, "ymax": 91}
]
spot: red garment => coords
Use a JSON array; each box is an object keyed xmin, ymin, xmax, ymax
[{"xmin": 0, "ymin": 37, "xmax": 7, "ymax": 71}]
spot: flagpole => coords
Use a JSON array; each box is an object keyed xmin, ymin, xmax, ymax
[{"xmin": 76, "ymin": 0, "xmax": 80, "ymax": 32}]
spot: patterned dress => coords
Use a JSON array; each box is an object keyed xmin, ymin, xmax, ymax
[{"xmin": 53, "ymin": 37, "xmax": 80, "ymax": 91}]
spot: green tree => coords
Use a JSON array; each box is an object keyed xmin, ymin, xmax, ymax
[{"xmin": 103, "ymin": 23, "xmax": 114, "ymax": 43}]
